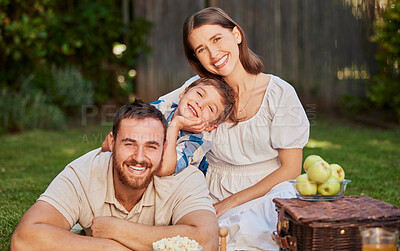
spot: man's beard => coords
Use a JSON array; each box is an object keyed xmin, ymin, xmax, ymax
[{"xmin": 113, "ymin": 154, "xmax": 161, "ymax": 190}]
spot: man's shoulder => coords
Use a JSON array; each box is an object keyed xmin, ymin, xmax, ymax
[
  {"xmin": 38, "ymin": 148, "xmax": 112, "ymax": 228},
  {"xmin": 152, "ymin": 165, "xmax": 215, "ymax": 224},
  {"xmin": 153, "ymin": 166, "xmax": 206, "ymax": 193},
  {"xmin": 155, "ymin": 165, "xmax": 205, "ymax": 182},
  {"xmin": 67, "ymin": 148, "xmax": 112, "ymax": 178}
]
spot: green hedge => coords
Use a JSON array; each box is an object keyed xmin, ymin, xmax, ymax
[
  {"xmin": 0, "ymin": 66, "xmax": 95, "ymax": 132},
  {"xmin": 0, "ymin": 0, "xmax": 151, "ymax": 132},
  {"xmin": 370, "ymin": 1, "xmax": 400, "ymax": 122}
]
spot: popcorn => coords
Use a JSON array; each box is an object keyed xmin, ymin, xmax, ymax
[{"xmin": 153, "ymin": 235, "xmax": 202, "ymax": 251}]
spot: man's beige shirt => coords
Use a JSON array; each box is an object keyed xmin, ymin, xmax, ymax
[{"xmin": 39, "ymin": 148, "xmax": 215, "ymax": 234}]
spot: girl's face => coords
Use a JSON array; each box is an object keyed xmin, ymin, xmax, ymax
[
  {"xmin": 177, "ymin": 84, "xmax": 225, "ymax": 130},
  {"xmin": 189, "ymin": 24, "xmax": 242, "ymax": 77}
]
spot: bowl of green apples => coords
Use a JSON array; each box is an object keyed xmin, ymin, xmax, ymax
[{"xmin": 290, "ymin": 155, "xmax": 351, "ymax": 201}]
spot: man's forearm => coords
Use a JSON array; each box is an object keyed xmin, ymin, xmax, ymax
[
  {"xmin": 92, "ymin": 211, "xmax": 219, "ymax": 251},
  {"xmin": 94, "ymin": 218, "xmax": 174, "ymax": 250},
  {"xmin": 11, "ymin": 222, "xmax": 129, "ymax": 251},
  {"xmin": 100, "ymin": 221, "xmax": 214, "ymax": 251},
  {"xmin": 12, "ymin": 201, "xmax": 130, "ymax": 251}
]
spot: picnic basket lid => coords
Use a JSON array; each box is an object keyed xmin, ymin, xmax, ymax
[{"xmin": 273, "ymin": 196, "xmax": 400, "ymax": 224}]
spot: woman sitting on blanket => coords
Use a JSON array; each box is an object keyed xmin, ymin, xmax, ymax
[{"xmin": 159, "ymin": 7, "xmax": 310, "ymax": 250}]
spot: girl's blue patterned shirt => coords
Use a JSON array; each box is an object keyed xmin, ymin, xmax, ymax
[{"xmin": 151, "ymin": 99, "xmax": 212, "ymax": 174}]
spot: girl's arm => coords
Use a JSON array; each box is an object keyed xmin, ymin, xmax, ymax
[
  {"xmin": 157, "ymin": 115, "xmax": 212, "ymax": 176},
  {"xmin": 156, "ymin": 118, "xmax": 182, "ymax": 176},
  {"xmin": 157, "ymin": 116, "xmax": 208, "ymax": 176},
  {"xmin": 213, "ymin": 148, "xmax": 302, "ymax": 217}
]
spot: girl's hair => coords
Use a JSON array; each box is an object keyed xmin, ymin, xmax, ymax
[
  {"xmin": 186, "ymin": 77, "xmax": 238, "ymax": 126},
  {"xmin": 183, "ymin": 7, "xmax": 263, "ymax": 80}
]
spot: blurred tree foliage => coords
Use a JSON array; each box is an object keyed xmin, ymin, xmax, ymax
[
  {"xmin": 0, "ymin": 0, "xmax": 151, "ymax": 132},
  {"xmin": 0, "ymin": 0, "xmax": 151, "ymax": 102},
  {"xmin": 370, "ymin": 0, "xmax": 400, "ymax": 122}
]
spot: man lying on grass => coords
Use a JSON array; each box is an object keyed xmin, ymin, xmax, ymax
[{"xmin": 11, "ymin": 100, "xmax": 218, "ymax": 251}]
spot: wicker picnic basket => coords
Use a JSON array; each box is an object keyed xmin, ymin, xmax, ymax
[{"xmin": 272, "ymin": 196, "xmax": 400, "ymax": 251}]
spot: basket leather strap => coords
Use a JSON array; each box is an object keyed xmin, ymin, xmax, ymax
[
  {"xmin": 277, "ymin": 207, "xmax": 290, "ymax": 235},
  {"xmin": 272, "ymin": 231, "xmax": 297, "ymax": 250},
  {"xmin": 272, "ymin": 207, "xmax": 297, "ymax": 250}
]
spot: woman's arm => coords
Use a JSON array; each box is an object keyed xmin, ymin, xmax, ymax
[{"xmin": 213, "ymin": 148, "xmax": 302, "ymax": 217}]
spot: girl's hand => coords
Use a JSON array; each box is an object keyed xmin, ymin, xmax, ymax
[{"xmin": 171, "ymin": 115, "xmax": 207, "ymax": 134}]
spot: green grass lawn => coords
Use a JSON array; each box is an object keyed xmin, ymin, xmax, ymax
[
  {"xmin": 0, "ymin": 122, "xmax": 112, "ymax": 250},
  {"xmin": 1, "ymin": 116, "xmax": 400, "ymax": 250},
  {"xmin": 304, "ymin": 115, "xmax": 400, "ymax": 206}
]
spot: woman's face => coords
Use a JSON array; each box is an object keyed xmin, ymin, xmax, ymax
[{"xmin": 189, "ymin": 24, "xmax": 242, "ymax": 77}]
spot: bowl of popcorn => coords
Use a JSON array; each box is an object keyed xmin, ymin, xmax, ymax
[{"xmin": 153, "ymin": 235, "xmax": 203, "ymax": 251}]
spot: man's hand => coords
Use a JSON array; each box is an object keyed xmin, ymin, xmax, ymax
[
  {"xmin": 91, "ymin": 216, "xmax": 121, "ymax": 240},
  {"xmin": 90, "ymin": 210, "xmax": 219, "ymax": 251}
]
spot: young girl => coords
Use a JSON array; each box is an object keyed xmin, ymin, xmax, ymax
[
  {"xmin": 160, "ymin": 7, "xmax": 310, "ymax": 250},
  {"xmin": 154, "ymin": 77, "xmax": 236, "ymax": 176}
]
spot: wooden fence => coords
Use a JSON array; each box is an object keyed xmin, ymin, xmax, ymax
[{"xmin": 133, "ymin": 0, "xmax": 384, "ymax": 111}]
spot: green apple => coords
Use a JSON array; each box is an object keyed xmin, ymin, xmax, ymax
[
  {"xmin": 317, "ymin": 177, "xmax": 341, "ymax": 196},
  {"xmin": 295, "ymin": 174, "xmax": 317, "ymax": 196},
  {"xmin": 307, "ymin": 160, "xmax": 331, "ymax": 183},
  {"xmin": 303, "ymin": 155, "xmax": 324, "ymax": 172},
  {"xmin": 330, "ymin": 163, "xmax": 345, "ymax": 182}
]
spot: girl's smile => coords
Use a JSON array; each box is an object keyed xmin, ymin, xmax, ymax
[{"xmin": 177, "ymin": 84, "xmax": 225, "ymax": 124}]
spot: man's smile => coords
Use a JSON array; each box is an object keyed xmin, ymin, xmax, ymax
[{"xmin": 128, "ymin": 165, "xmax": 146, "ymax": 172}]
